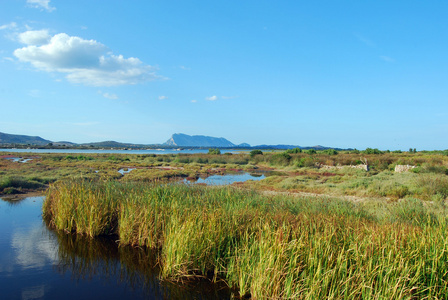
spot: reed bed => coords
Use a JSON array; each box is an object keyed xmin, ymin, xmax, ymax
[{"xmin": 44, "ymin": 179, "xmax": 448, "ymax": 299}]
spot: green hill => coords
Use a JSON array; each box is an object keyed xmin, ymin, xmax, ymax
[{"xmin": 0, "ymin": 132, "xmax": 52, "ymax": 146}]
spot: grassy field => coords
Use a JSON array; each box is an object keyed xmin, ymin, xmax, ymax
[
  {"xmin": 43, "ymin": 179, "xmax": 448, "ymax": 299},
  {"xmin": 1, "ymin": 150, "xmax": 448, "ymax": 201}
]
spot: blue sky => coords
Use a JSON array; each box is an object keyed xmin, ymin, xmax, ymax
[{"xmin": 0, "ymin": 0, "xmax": 447, "ymax": 150}]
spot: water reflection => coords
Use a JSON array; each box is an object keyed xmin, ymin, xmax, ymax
[
  {"xmin": 0, "ymin": 196, "xmax": 232, "ymax": 299},
  {"xmin": 184, "ymin": 171, "xmax": 266, "ymax": 185},
  {"xmin": 22, "ymin": 285, "xmax": 46, "ymax": 300},
  {"xmin": 118, "ymin": 168, "xmax": 135, "ymax": 175},
  {"xmin": 53, "ymin": 232, "xmax": 231, "ymax": 299},
  {"xmin": 3, "ymin": 157, "xmax": 33, "ymax": 163},
  {"xmin": 12, "ymin": 226, "xmax": 58, "ymax": 269}
]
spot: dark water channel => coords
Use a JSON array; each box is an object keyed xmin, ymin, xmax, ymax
[{"xmin": 0, "ymin": 197, "xmax": 232, "ymax": 299}]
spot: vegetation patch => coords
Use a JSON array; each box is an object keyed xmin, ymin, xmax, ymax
[{"xmin": 43, "ymin": 180, "xmax": 448, "ymax": 299}]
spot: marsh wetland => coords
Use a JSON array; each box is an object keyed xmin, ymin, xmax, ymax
[{"xmin": 1, "ymin": 149, "xmax": 448, "ymax": 298}]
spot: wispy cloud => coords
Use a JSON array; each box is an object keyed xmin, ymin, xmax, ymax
[
  {"xmin": 205, "ymin": 95, "xmax": 218, "ymax": 101},
  {"xmin": 158, "ymin": 95, "xmax": 168, "ymax": 100},
  {"xmin": 380, "ymin": 55, "xmax": 395, "ymax": 63},
  {"xmin": 26, "ymin": 0, "xmax": 56, "ymax": 12},
  {"xmin": 179, "ymin": 65, "xmax": 190, "ymax": 70},
  {"xmin": 0, "ymin": 22, "xmax": 17, "ymax": 30},
  {"xmin": 191, "ymin": 99, "xmax": 197, "ymax": 103},
  {"xmin": 14, "ymin": 32, "xmax": 163, "ymax": 86},
  {"xmin": 103, "ymin": 92, "xmax": 118, "ymax": 100}
]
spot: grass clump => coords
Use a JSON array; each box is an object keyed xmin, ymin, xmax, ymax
[
  {"xmin": 0, "ymin": 175, "xmax": 47, "ymax": 194},
  {"xmin": 43, "ymin": 179, "xmax": 448, "ymax": 298}
]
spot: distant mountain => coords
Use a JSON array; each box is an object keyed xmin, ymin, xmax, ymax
[
  {"xmin": 237, "ymin": 143, "xmax": 251, "ymax": 148},
  {"xmin": 165, "ymin": 133, "xmax": 249, "ymax": 148},
  {"xmin": 0, "ymin": 132, "xmax": 52, "ymax": 146},
  {"xmin": 0, "ymin": 131, "xmax": 347, "ymax": 151}
]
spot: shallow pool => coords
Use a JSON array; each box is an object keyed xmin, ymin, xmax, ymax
[{"xmin": 183, "ymin": 171, "xmax": 266, "ymax": 185}]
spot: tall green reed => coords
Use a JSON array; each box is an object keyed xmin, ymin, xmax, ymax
[{"xmin": 44, "ymin": 179, "xmax": 448, "ymax": 299}]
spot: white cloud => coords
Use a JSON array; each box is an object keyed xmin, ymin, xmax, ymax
[
  {"xmin": 0, "ymin": 22, "xmax": 17, "ymax": 30},
  {"xmin": 14, "ymin": 33, "xmax": 107, "ymax": 70},
  {"xmin": 14, "ymin": 32, "xmax": 162, "ymax": 86},
  {"xmin": 18, "ymin": 30, "xmax": 50, "ymax": 45},
  {"xmin": 103, "ymin": 92, "xmax": 118, "ymax": 100},
  {"xmin": 27, "ymin": 0, "xmax": 56, "ymax": 12},
  {"xmin": 158, "ymin": 95, "xmax": 168, "ymax": 100},
  {"xmin": 191, "ymin": 99, "xmax": 197, "ymax": 103},
  {"xmin": 205, "ymin": 95, "xmax": 218, "ymax": 101}
]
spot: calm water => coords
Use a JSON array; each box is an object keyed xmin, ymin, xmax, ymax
[
  {"xmin": 0, "ymin": 148, "xmax": 241, "ymax": 155},
  {"xmin": 0, "ymin": 197, "xmax": 232, "ymax": 299},
  {"xmin": 184, "ymin": 172, "xmax": 266, "ymax": 185}
]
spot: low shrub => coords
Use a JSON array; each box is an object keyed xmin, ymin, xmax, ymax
[
  {"xmin": 285, "ymin": 148, "xmax": 302, "ymax": 154},
  {"xmin": 269, "ymin": 152, "xmax": 292, "ymax": 166},
  {"xmin": 249, "ymin": 150, "xmax": 263, "ymax": 157},
  {"xmin": 295, "ymin": 157, "xmax": 315, "ymax": 168},
  {"xmin": 208, "ymin": 148, "xmax": 221, "ymax": 155},
  {"xmin": 363, "ymin": 148, "xmax": 383, "ymax": 154},
  {"xmin": 324, "ymin": 149, "xmax": 338, "ymax": 155}
]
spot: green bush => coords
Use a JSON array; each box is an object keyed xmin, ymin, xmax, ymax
[
  {"xmin": 324, "ymin": 149, "xmax": 338, "ymax": 155},
  {"xmin": 250, "ymin": 150, "xmax": 263, "ymax": 157},
  {"xmin": 195, "ymin": 157, "xmax": 208, "ymax": 164},
  {"xmin": 295, "ymin": 157, "xmax": 315, "ymax": 168},
  {"xmin": 269, "ymin": 153, "xmax": 292, "ymax": 166},
  {"xmin": 176, "ymin": 156, "xmax": 192, "ymax": 163},
  {"xmin": 363, "ymin": 148, "xmax": 383, "ymax": 154},
  {"xmin": 285, "ymin": 148, "xmax": 302, "ymax": 154},
  {"xmin": 208, "ymin": 148, "xmax": 221, "ymax": 155},
  {"xmin": 107, "ymin": 155, "xmax": 130, "ymax": 162},
  {"xmin": 65, "ymin": 155, "xmax": 93, "ymax": 161}
]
